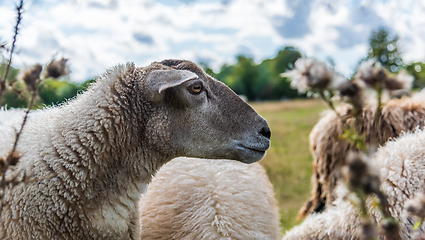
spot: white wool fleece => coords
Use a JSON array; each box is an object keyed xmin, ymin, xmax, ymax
[
  {"xmin": 139, "ymin": 157, "xmax": 282, "ymax": 240},
  {"xmin": 285, "ymin": 128, "xmax": 425, "ymax": 239}
]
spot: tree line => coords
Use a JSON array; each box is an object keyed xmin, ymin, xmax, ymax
[{"xmin": 2, "ymin": 27, "xmax": 425, "ymax": 107}]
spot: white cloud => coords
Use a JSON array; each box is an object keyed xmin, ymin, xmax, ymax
[{"xmin": 0, "ymin": 0, "xmax": 424, "ymax": 81}]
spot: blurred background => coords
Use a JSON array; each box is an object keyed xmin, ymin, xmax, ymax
[
  {"xmin": 1, "ymin": 0, "xmax": 425, "ymax": 233},
  {"xmin": 1, "ymin": 0, "xmax": 425, "ymax": 90}
]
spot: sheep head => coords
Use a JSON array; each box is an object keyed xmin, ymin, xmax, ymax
[{"xmin": 142, "ymin": 60, "xmax": 271, "ymax": 164}]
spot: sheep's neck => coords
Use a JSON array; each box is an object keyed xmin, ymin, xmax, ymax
[
  {"xmin": 44, "ymin": 84, "xmax": 169, "ymax": 238},
  {"xmin": 57, "ymin": 86, "xmax": 164, "ymax": 192}
]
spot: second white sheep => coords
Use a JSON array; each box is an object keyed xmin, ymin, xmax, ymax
[{"xmin": 139, "ymin": 157, "xmax": 281, "ymax": 240}]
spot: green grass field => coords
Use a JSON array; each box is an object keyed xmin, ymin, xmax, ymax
[{"xmin": 250, "ymin": 99, "xmax": 327, "ymax": 233}]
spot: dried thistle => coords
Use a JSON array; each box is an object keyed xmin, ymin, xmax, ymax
[
  {"xmin": 283, "ymin": 58, "xmax": 345, "ymax": 93},
  {"xmin": 355, "ymin": 59, "xmax": 388, "ymax": 88},
  {"xmin": 360, "ymin": 220, "xmax": 376, "ymax": 240},
  {"xmin": 21, "ymin": 64, "xmax": 42, "ymax": 91},
  {"xmin": 386, "ymin": 70, "xmax": 414, "ymax": 91},
  {"xmin": 380, "ymin": 217, "xmax": 400, "ymax": 240},
  {"xmin": 384, "ymin": 78, "xmax": 404, "ymax": 91},
  {"xmin": 0, "ymin": 151, "xmax": 21, "ymax": 174},
  {"xmin": 343, "ymin": 151, "xmax": 380, "ymax": 195},
  {"xmin": 0, "ymin": 0, "xmax": 23, "ymax": 107},
  {"xmin": 405, "ymin": 192, "xmax": 425, "ymax": 219},
  {"xmin": 8, "ymin": 151, "xmax": 20, "ymax": 166},
  {"xmin": 45, "ymin": 58, "xmax": 70, "ymax": 79},
  {"xmin": 338, "ymin": 81, "xmax": 364, "ymax": 116},
  {"xmin": 339, "ymin": 81, "xmax": 360, "ymax": 98},
  {"xmin": 0, "ymin": 157, "xmax": 5, "ymax": 174}
]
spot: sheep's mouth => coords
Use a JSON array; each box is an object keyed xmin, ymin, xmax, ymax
[
  {"xmin": 240, "ymin": 145, "xmax": 267, "ymax": 154},
  {"xmin": 237, "ymin": 141, "xmax": 270, "ymax": 152},
  {"xmin": 235, "ymin": 142, "xmax": 269, "ymax": 163}
]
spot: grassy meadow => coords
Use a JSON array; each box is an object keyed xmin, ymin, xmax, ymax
[{"xmin": 250, "ymin": 99, "xmax": 327, "ymax": 232}]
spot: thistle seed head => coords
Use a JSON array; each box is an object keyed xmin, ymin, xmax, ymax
[
  {"xmin": 22, "ymin": 64, "xmax": 42, "ymax": 91},
  {"xmin": 45, "ymin": 58, "xmax": 70, "ymax": 79}
]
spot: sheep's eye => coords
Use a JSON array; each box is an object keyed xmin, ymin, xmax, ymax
[{"xmin": 189, "ymin": 83, "xmax": 203, "ymax": 95}]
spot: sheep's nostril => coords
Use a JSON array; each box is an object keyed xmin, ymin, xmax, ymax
[{"xmin": 259, "ymin": 126, "xmax": 271, "ymax": 139}]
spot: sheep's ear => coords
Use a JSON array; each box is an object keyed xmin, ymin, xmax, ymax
[{"xmin": 145, "ymin": 69, "xmax": 198, "ymax": 101}]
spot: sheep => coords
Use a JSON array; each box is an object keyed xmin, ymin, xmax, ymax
[
  {"xmin": 298, "ymin": 95, "xmax": 425, "ymax": 218},
  {"xmin": 284, "ymin": 185, "xmax": 362, "ymax": 240},
  {"xmin": 285, "ymin": 127, "xmax": 425, "ymax": 240},
  {"xmin": 0, "ymin": 59, "xmax": 272, "ymax": 240},
  {"xmin": 139, "ymin": 157, "xmax": 281, "ymax": 240}
]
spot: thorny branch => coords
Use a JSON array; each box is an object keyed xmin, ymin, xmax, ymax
[{"xmin": 0, "ymin": 0, "xmax": 23, "ymax": 107}]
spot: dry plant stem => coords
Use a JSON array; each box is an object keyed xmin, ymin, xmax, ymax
[
  {"xmin": 376, "ymin": 191, "xmax": 391, "ymax": 218},
  {"xmin": 319, "ymin": 90, "xmax": 349, "ymax": 128},
  {"xmin": 0, "ymin": 0, "xmax": 23, "ymax": 106},
  {"xmin": 356, "ymin": 192, "xmax": 376, "ymax": 240},
  {"xmin": 356, "ymin": 191, "xmax": 369, "ymax": 218},
  {"xmin": 376, "ymin": 191, "xmax": 401, "ymax": 240},
  {"xmin": 372, "ymin": 87, "xmax": 383, "ymax": 145}
]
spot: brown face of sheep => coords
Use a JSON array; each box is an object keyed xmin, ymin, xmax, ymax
[{"xmin": 143, "ymin": 68, "xmax": 271, "ymax": 164}]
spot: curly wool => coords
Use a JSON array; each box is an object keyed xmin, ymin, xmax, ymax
[
  {"xmin": 285, "ymin": 127, "xmax": 425, "ymax": 239},
  {"xmin": 299, "ymin": 94, "xmax": 425, "ymax": 218},
  {"xmin": 0, "ymin": 63, "xmax": 157, "ymax": 240},
  {"xmin": 139, "ymin": 157, "xmax": 281, "ymax": 240}
]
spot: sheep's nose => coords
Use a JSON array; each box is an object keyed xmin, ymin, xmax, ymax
[{"xmin": 259, "ymin": 126, "xmax": 271, "ymax": 139}]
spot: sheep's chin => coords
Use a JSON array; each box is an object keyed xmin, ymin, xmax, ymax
[
  {"xmin": 236, "ymin": 148, "xmax": 266, "ymax": 163},
  {"xmin": 233, "ymin": 141, "xmax": 269, "ymax": 163}
]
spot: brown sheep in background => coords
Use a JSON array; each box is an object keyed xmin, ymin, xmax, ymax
[
  {"xmin": 286, "ymin": 123, "xmax": 425, "ymax": 239},
  {"xmin": 298, "ymin": 94, "xmax": 425, "ymax": 219}
]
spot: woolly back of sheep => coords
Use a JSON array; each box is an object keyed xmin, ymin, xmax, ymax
[
  {"xmin": 298, "ymin": 96, "xmax": 425, "ymax": 219},
  {"xmin": 139, "ymin": 157, "xmax": 281, "ymax": 240}
]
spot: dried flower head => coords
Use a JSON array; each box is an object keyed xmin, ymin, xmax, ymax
[
  {"xmin": 385, "ymin": 70, "xmax": 413, "ymax": 91},
  {"xmin": 338, "ymin": 81, "xmax": 364, "ymax": 116},
  {"xmin": 355, "ymin": 59, "xmax": 388, "ymax": 88},
  {"xmin": 21, "ymin": 64, "xmax": 42, "ymax": 91},
  {"xmin": 343, "ymin": 151, "xmax": 380, "ymax": 194},
  {"xmin": 0, "ymin": 151, "xmax": 20, "ymax": 175},
  {"xmin": 45, "ymin": 58, "xmax": 70, "ymax": 79},
  {"xmin": 405, "ymin": 192, "xmax": 425, "ymax": 219},
  {"xmin": 0, "ymin": 157, "xmax": 5, "ymax": 174},
  {"xmin": 283, "ymin": 58, "xmax": 344, "ymax": 93},
  {"xmin": 384, "ymin": 78, "xmax": 404, "ymax": 91},
  {"xmin": 339, "ymin": 81, "xmax": 360, "ymax": 98},
  {"xmin": 8, "ymin": 151, "xmax": 21, "ymax": 166},
  {"xmin": 359, "ymin": 220, "xmax": 376, "ymax": 240},
  {"xmin": 380, "ymin": 218, "xmax": 400, "ymax": 240}
]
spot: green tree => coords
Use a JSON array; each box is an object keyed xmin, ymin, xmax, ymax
[
  {"xmin": 270, "ymin": 47, "xmax": 303, "ymax": 99},
  {"xmin": 38, "ymin": 79, "xmax": 80, "ymax": 106},
  {"xmin": 0, "ymin": 63, "xmax": 26, "ymax": 108},
  {"xmin": 406, "ymin": 62, "xmax": 425, "ymax": 89},
  {"xmin": 255, "ymin": 47, "xmax": 303, "ymax": 100},
  {"xmin": 213, "ymin": 47, "xmax": 304, "ymax": 100},
  {"xmin": 367, "ymin": 27, "xmax": 403, "ymax": 72},
  {"xmin": 215, "ymin": 64, "xmax": 234, "ymax": 84},
  {"xmin": 225, "ymin": 56, "xmax": 260, "ymax": 101},
  {"xmin": 198, "ymin": 62, "xmax": 216, "ymax": 78},
  {"xmin": 0, "ymin": 63, "xmax": 96, "ymax": 108}
]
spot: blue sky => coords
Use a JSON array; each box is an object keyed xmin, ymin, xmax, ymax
[{"xmin": 0, "ymin": 0, "xmax": 424, "ymax": 81}]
